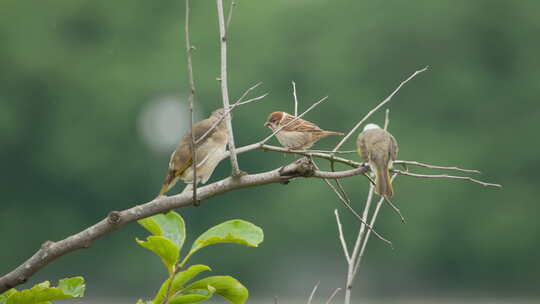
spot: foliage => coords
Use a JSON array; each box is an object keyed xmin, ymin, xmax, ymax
[
  {"xmin": 136, "ymin": 211, "xmax": 263, "ymax": 304},
  {"xmin": 0, "ymin": 277, "xmax": 85, "ymax": 304}
]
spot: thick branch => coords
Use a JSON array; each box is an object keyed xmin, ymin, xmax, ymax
[{"xmin": 0, "ymin": 159, "xmax": 368, "ymax": 292}]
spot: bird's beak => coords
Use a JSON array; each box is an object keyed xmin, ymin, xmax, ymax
[{"xmin": 264, "ymin": 122, "xmax": 270, "ymax": 127}]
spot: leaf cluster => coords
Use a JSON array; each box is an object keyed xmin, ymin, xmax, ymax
[
  {"xmin": 135, "ymin": 211, "xmax": 263, "ymax": 304},
  {"xmin": 0, "ymin": 277, "xmax": 85, "ymax": 304}
]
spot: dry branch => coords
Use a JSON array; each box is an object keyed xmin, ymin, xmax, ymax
[
  {"xmin": 216, "ymin": 0, "xmax": 241, "ymax": 176},
  {"xmin": 333, "ymin": 66, "xmax": 428, "ymax": 152},
  {"xmin": 0, "ymin": 158, "xmax": 380, "ymax": 292},
  {"xmin": 185, "ymin": 0, "xmax": 198, "ymax": 203},
  {"xmin": 394, "ymin": 160, "xmax": 481, "ymax": 174},
  {"xmin": 392, "ymin": 169, "xmax": 502, "ymax": 188}
]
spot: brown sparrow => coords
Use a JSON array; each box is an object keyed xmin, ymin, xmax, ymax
[
  {"xmin": 159, "ymin": 108, "xmax": 228, "ymax": 195},
  {"xmin": 356, "ymin": 123, "xmax": 398, "ymax": 197},
  {"xmin": 264, "ymin": 111, "xmax": 344, "ymax": 149}
]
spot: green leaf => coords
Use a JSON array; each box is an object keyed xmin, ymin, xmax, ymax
[
  {"xmin": 185, "ymin": 276, "xmax": 248, "ymax": 304},
  {"xmin": 136, "ymin": 300, "xmax": 152, "ymax": 304},
  {"xmin": 188, "ymin": 220, "xmax": 263, "ymax": 256},
  {"xmin": 152, "ymin": 264, "xmax": 211, "ymax": 304},
  {"xmin": 3, "ymin": 277, "xmax": 85, "ymax": 304},
  {"xmin": 57, "ymin": 277, "xmax": 85, "ymax": 297},
  {"xmin": 136, "ymin": 236, "xmax": 179, "ymax": 272},
  {"xmin": 0, "ymin": 289, "xmax": 17, "ymax": 304},
  {"xmin": 168, "ymin": 287, "xmax": 215, "ymax": 304},
  {"xmin": 138, "ymin": 211, "xmax": 186, "ymax": 251}
]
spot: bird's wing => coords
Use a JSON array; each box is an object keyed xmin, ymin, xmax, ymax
[
  {"xmin": 169, "ymin": 140, "xmax": 193, "ymax": 176},
  {"xmin": 168, "ymin": 117, "xmax": 217, "ymax": 174},
  {"xmin": 389, "ymin": 134, "xmax": 398, "ymax": 161},
  {"xmin": 357, "ymin": 133, "xmax": 370, "ymax": 161},
  {"xmin": 281, "ymin": 115, "xmax": 324, "ymax": 133}
]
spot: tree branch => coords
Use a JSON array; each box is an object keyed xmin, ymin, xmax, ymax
[
  {"xmin": 394, "ymin": 160, "xmax": 481, "ymax": 174},
  {"xmin": 185, "ymin": 0, "xmax": 198, "ymax": 203},
  {"xmin": 0, "ymin": 158, "xmax": 375, "ymax": 292},
  {"xmin": 392, "ymin": 169, "xmax": 502, "ymax": 188},
  {"xmin": 216, "ymin": 0, "xmax": 242, "ymax": 176},
  {"xmin": 332, "ymin": 66, "xmax": 428, "ymax": 153}
]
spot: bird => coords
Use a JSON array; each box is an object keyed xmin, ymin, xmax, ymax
[
  {"xmin": 159, "ymin": 108, "xmax": 228, "ymax": 195},
  {"xmin": 264, "ymin": 111, "xmax": 344, "ymax": 150},
  {"xmin": 356, "ymin": 123, "xmax": 398, "ymax": 197}
]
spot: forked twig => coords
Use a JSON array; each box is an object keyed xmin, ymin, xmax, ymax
[
  {"xmin": 195, "ymin": 83, "xmax": 267, "ymax": 145},
  {"xmin": 334, "ymin": 210, "xmax": 351, "ymax": 262},
  {"xmin": 311, "ymin": 159, "xmax": 393, "ymax": 247},
  {"xmin": 352, "ymin": 173, "xmax": 398, "ymax": 279}
]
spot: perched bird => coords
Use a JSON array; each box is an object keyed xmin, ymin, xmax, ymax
[
  {"xmin": 264, "ymin": 111, "xmax": 344, "ymax": 149},
  {"xmin": 159, "ymin": 108, "xmax": 228, "ymax": 195},
  {"xmin": 356, "ymin": 123, "xmax": 398, "ymax": 197}
]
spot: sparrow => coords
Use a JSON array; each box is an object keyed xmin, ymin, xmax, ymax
[
  {"xmin": 356, "ymin": 123, "xmax": 398, "ymax": 197},
  {"xmin": 159, "ymin": 108, "xmax": 228, "ymax": 195},
  {"xmin": 264, "ymin": 111, "xmax": 344, "ymax": 150}
]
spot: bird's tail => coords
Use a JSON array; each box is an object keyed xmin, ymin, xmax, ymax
[
  {"xmin": 321, "ymin": 131, "xmax": 345, "ymax": 136},
  {"xmin": 159, "ymin": 171, "xmax": 178, "ymax": 195},
  {"xmin": 372, "ymin": 163, "xmax": 393, "ymax": 197}
]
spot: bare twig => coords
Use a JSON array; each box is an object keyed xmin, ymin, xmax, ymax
[
  {"xmin": 392, "ymin": 170, "xmax": 502, "ymax": 188},
  {"xmin": 226, "ymin": 0, "xmax": 235, "ymax": 29},
  {"xmin": 259, "ymin": 144, "xmax": 361, "ymax": 168},
  {"xmin": 261, "ymin": 96, "xmax": 329, "ymax": 144},
  {"xmin": 383, "ymin": 196, "xmax": 406, "ymax": 224},
  {"xmin": 307, "ymin": 281, "xmax": 320, "ymax": 304},
  {"xmin": 384, "ymin": 108, "xmax": 390, "ymax": 130},
  {"xmin": 334, "ymin": 210, "xmax": 351, "ymax": 262},
  {"xmin": 326, "ymin": 288, "xmax": 341, "ymax": 304},
  {"xmin": 353, "ymin": 195, "xmax": 385, "ymax": 277},
  {"xmin": 216, "ymin": 0, "xmax": 241, "ymax": 176},
  {"xmin": 235, "ymin": 93, "xmax": 268, "ymax": 106},
  {"xmin": 195, "ymin": 88, "xmax": 267, "ymax": 145},
  {"xmin": 310, "ymin": 159, "xmax": 392, "ymax": 247},
  {"xmin": 332, "ymin": 66, "xmax": 428, "ymax": 152},
  {"xmin": 394, "ymin": 160, "xmax": 481, "ymax": 174},
  {"xmin": 185, "ymin": 0, "xmax": 198, "ymax": 204},
  {"xmin": 292, "ymin": 81, "xmax": 299, "ymax": 116},
  {"xmin": 353, "ymin": 175, "xmax": 398, "ymax": 278},
  {"xmin": 235, "ymin": 81, "xmax": 263, "ymax": 105},
  {"xmin": 302, "ymin": 149, "xmax": 356, "ymax": 154},
  {"xmin": 343, "ymin": 185, "xmax": 374, "ymax": 304}
]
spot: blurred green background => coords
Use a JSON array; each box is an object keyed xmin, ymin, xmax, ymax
[{"xmin": 1, "ymin": 0, "xmax": 539, "ymax": 302}]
